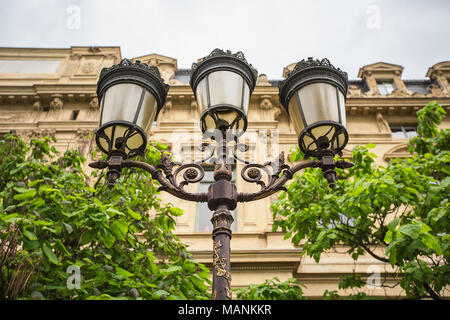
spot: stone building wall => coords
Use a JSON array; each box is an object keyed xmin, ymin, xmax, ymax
[{"xmin": 1, "ymin": 46, "xmax": 449, "ymax": 297}]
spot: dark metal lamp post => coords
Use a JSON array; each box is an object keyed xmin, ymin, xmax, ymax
[{"xmin": 89, "ymin": 49, "xmax": 354, "ymax": 300}]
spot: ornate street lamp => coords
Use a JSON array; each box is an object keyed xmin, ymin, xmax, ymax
[
  {"xmin": 278, "ymin": 57, "xmax": 348, "ymax": 159},
  {"xmin": 95, "ymin": 58, "xmax": 169, "ymax": 159},
  {"xmin": 190, "ymin": 49, "xmax": 258, "ymax": 136},
  {"xmin": 89, "ymin": 50, "xmax": 353, "ymax": 300}
]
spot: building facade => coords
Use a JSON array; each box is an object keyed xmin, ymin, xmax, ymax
[{"xmin": 0, "ymin": 46, "xmax": 449, "ymax": 298}]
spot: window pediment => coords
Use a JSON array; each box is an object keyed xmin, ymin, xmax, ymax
[{"xmin": 383, "ymin": 144, "xmax": 411, "ymax": 161}]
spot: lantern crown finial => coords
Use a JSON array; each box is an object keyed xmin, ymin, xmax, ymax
[
  {"xmin": 190, "ymin": 48, "xmax": 258, "ymax": 93},
  {"xmin": 98, "ymin": 58, "xmax": 169, "ymax": 101},
  {"xmin": 191, "ymin": 48, "xmax": 258, "ymax": 83},
  {"xmin": 278, "ymin": 57, "xmax": 349, "ymax": 111},
  {"xmin": 285, "ymin": 57, "xmax": 348, "ymax": 80}
]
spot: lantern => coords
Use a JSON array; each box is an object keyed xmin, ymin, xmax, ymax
[
  {"xmin": 279, "ymin": 57, "xmax": 348, "ymax": 158},
  {"xmin": 95, "ymin": 58, "xmax": 169, "ymax": 158},
  {"xmin": 190, "ymin": 49, "xmax": 258, "ymax": 137}
]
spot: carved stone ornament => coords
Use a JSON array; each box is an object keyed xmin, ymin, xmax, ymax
[
  {"xmin": 259, "ymin": 96, "xmax": 273, "ymax": 110},
  {"xmin": 49, "ymin": 96, "xmax": 64, "ymax": 111},
  {"xmin": 76, "ymin": 129, "xmax": 93, "ymax": 155},
  {"xmin": 273, "ymin": 106, "xmax": 282, "ymax": 120},
  {"xmin": 348, "ymin": 84, "xmax": 362, "ymax": 97},
  {"xmin": 427, "ymin": 84, "xmax": 444, "ymax": 97},
  {"xmin": 256, "ymin": 74, "xmax": 271, "ymax": 86},
  {"xmin": 376, "ymin": 112, "xmax": 391, "ymax": 133},
  {"xmin": 387, "ymin": 88, "xmax": 409, "ymax": 97},
  {"xmin": 190, "ymin": 96, "xmax": 198, "ymax": 111},
  {"xmin": 81, "ymin": 60, "xmax": 97, "ymax": 74},
  {"xmin": 89, "ymin": 97, "xmax": 99, "ymax": 109},
  {"xmin": 163, "ymin": 96, "xmax": 172, "ymax": 113},
  {"xmin": 33, "ymin": 100, "xmax": 42, "ymax": 111}
]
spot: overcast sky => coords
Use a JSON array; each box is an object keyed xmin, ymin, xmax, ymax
[{"xmin": 0, "ymin": 0, "xmax": 449, "ymax": 80}]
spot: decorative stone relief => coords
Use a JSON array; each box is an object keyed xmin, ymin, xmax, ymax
[
  {"xmin": 259, "ymin": 96, "xmax": 273, "ymax": 110},
  {"xmin": 33, "ymin": 99, "xmax": 42, "ymax": 111},
  {"xmin": 190, "ymin": 95, "xmax": 198, "ymax": 113},
  {"xmin": 273, "ymin": 106, "xmax": 282, "ymax": 120},
  {"xmin": 48, "ymin": 95, "xmax": 64, "ymax": 120},
  {"xmin": 17, "ymin": 128, "xmax": 56, "ymax": 143},
  {"xmin": 89, "ymin": 96, "xmax": 99, "ymax": 110},
  {"xmin": 162, "ymin": 96, "xmax": 172, "ymax": 114},
  {"xmin": 427, "ymin": 84, "xmax": 444, "ymax": 97},
  {"xmin": 258, "ymin": 95, "xmax": 282, "ymax": 121},
  {"xmin": 76, "ymin": 129, "xmax": 94, "ymax": 155},
  {"xmin": 426, "ymin": 61, "xmax": 450, "ymax": 94},
  {"xmin": 383, "ymin": 144, "xmax": 411, "ymax": 162},
  {"xmin": 348, "ymin": 85, "xmax": 362, "ymax": 97},
  {"xmin": 81, "ymin": 60, "xmax": 97, "ymax": 74},
  {"xmin": 49, "ymin": 95, "xmax": 64, "ymax": 111},
  {"xmin": 132, "ymin": 54, "xmax": 182, "ymax": 85},
  {"xmin": 375, "ymin": 112, "xmax": 391, "ymax": 133},
  {"xmin": 256, "ymin": 74, "xmax": 271, "ymax": 86}
]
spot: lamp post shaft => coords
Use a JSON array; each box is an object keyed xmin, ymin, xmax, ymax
[{"xmin": 211, "ymin": 205, "xmax": 234, "ymax": 300}]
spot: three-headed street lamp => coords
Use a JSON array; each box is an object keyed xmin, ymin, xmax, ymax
[{"xmin": 89, "ymin": 49, "xmax": 353, "ymax": 300}]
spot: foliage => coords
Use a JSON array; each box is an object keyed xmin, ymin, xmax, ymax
[
  {"xmin": 0, "ymin": 134, "xmax": 211, "ymax": 300},
  {"xmin": 272, "ymin": 101, "xmax": 449, "ymax": 299},
  {"xmin": 236, "ymin": 278, "xmax": 307, "ymax": 300}
]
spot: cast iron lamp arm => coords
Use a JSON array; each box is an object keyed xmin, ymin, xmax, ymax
[
  {"xmin": 237, "ymin": 160, "xmax": 321, "ymax": 202},
  {"xmin": 88, "ymin": 156, "xmax": 208, "ymax": 203}
]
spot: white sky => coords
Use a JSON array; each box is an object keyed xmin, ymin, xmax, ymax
[{"xmin": 0, "ymin": 0, "xmax": 449, "ymax": 80}]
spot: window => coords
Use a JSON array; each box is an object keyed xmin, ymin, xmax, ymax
[
  {"xmin": 196, "ymin": 167, "xmax": 237, "ymax": 232},
  {"xmin": 390, "ymin": 124, "xmax": 418, "ymax": 139},
  {"xmin": 377, "ymin": 79, "xmax": 395, "ymax": 95},
  {"xmin": 318, "ymin": 213, "xmax": 354, "ymax": 229},
  {"xmin": 71, "ymin": 110, "xmax": 79, "ymax": 120}
]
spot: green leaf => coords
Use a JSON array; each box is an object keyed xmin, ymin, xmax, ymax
[
  {"xmin": 183, "ymin": 262, "xmax": 196, "ymax": 273},
  {"xmin": 127, "ymin": 208, "xmax": 142, "ymax": 220},
  {"xmin": 81, "ymin": 229, "xmax": 97, "ymax": 245},
  {"xmin": 420, "ymin": 233, "xmax": 443, "ymax": 255},
  {"xmin": 13, "ymin": 189, "xmax": 36, "ymax": 201},
  {"xmin": 2, "ymin": 213, "xmax": 21, "ymax": 223},
  {"xmin": 42, "ymin": 242, "xmax": 60, "ymax": 265},
  {"xmin": 55, "ymin": 239, "xmax": 71, "ymax": 256},
  {"xmin": 106, "ymin": 208, "xmax": 125, "ymax": 218},
  {"xmin": 101, "ymin": 230, "xmax": 115, "ymax": 249},
  {"xmin": 387, "ymin": 217, "xmax": 400, "ymax": 230},
  {"xmin": 23, "ymin": 229, "xmax": 38, "ymax": 241},
  {"xmin": 384, "ymin": 230, "xmax": 393, "ymax": 243},
  {"xmin": 152, "ymin": 290, "xmax": 169, "ymax": 300},
  {"xmin": 398, "ymin": 224, "xmax": 421, "ymax": 239},
  {"xmin": 168, "ymin": 207, "xmax": 183, "ymax": 216},
  {"xmin": 115, "ymin": 267, "xmax": 134, "ymax": 278},
  {"xmin": 13, "ymin": 186, "xmax": 31, "ymax": 193},
  {"xmin": 110, "ymin": 220, "xmax": 128, "ymax": 240}
]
